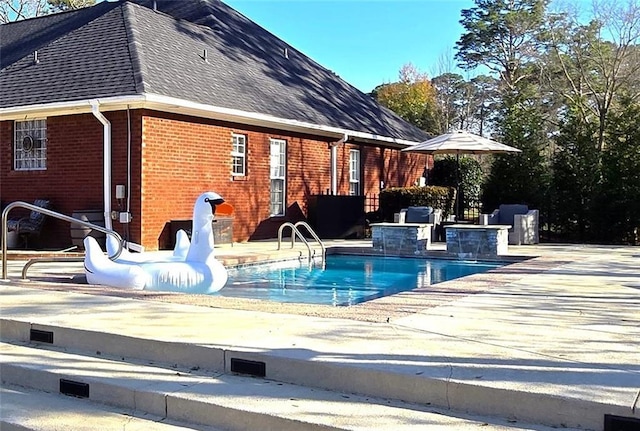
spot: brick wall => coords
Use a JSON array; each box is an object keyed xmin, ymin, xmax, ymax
[
  {"xmin": 2, "ymin": 114, "xmax": 108, "ymax": 248},
  {"xmin": 1, "ymin": 110, "xmax": 429, "ymax": 250},
  {"xmin": 140, "ymin": 110, "xmax": 338, "ymax": 247},
  {"xmin": 111, "ymin": 110, "xmax": 143, "ymax": 246},
  {"xmin": 140, "ymin": 111, "xmax": 429, "ymax": 247}
]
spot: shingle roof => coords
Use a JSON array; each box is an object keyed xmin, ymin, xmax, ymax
[
  {"xmin": 0, "ymin": 0, "xmax": 429, "ymax": 143},
  {"xmin": 0, "ymin": 2, "xmax": 139, "ymax": 106}
]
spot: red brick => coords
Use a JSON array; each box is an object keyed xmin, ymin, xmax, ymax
[{"xmin": 1, "ymin": 110, "xmax": 429, "ymax": 250}]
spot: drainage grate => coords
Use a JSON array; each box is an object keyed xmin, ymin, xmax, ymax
[
  {"xmin": 59, "ymin": 379, "xmax": 89, "ymax": 398},
  {"xmin": 604, "ymin": 414, "xmax": 640, "ymax": 431},
  {"xmin": 30, "ymin": 329, "xmax": 53, "ymax": 344},
  {"xmin": 230, "ymin": 358, "xmax": 266, "ymax": 377}
]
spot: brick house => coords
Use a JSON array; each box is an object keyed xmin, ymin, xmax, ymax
[{"xmin": 0, "ymin": 0, "xmax": 431, "ymax": 250}]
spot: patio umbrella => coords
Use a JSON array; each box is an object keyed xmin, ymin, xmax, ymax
[{"xmin": 401, "ymin": 130, "xmax": 521, "ymax": 219}]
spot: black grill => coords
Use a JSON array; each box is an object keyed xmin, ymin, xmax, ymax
[
  {"xmin": 30, "ymin": 329, "xmax": 53, "ymax": 344},
  {"xmin": 604, "ymin": 414, "xmax": 640, "ymax": 431},
  {"xmin": 59, "ymin": 379, "xmax": 89, "ymax": 398},
  {"xmin": 230, "ymin": 358, "xmax": 266, "ymax": 377}
]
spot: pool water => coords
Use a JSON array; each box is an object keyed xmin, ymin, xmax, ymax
[{"xmin": 219, "ymin": 255, "xmax": 504, "ymax": 306}]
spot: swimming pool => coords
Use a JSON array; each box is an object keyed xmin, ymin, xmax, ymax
[{"xmin": 219, "ymin": 255, "xmax": 504, "ymax": 306}]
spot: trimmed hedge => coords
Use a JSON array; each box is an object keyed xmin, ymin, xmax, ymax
[{"xmin": 379, "ymin": 186, "xmax": 456, "ymax": 222}]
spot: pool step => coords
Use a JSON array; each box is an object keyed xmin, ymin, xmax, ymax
[{"xmin": 0, "ymin": 340, "xmax": 581, "ymax": 431}]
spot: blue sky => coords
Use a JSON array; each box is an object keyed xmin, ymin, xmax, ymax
[{"xmin": 224, "ymin": 0, "xmax": 477, "ymax": 93}]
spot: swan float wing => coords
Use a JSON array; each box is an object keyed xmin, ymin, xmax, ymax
[{"xmin": 84, "ymin": 236, "xmax": 148, "ymax": 290}]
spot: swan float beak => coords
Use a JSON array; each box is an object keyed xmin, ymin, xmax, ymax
[{"xmin": 205, "ymin": 194, "xmax": 225, "ymax": 215}]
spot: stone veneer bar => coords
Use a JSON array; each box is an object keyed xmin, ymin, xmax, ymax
[
  {"xmin": 445, "ymin": 224, "xmax": 510, "ymax": 258},
  {"xmin": 370, "ymin": 222, "xmax": 433, "ymax": 256}
]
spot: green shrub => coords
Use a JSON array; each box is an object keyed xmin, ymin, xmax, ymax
[
  {"xmin": 379, "ymin": 186, "xmax": 455, "ymax": 221},
  {"xmin": 431, "ymin": 156, "xmax": 483, "ymax": 212}
]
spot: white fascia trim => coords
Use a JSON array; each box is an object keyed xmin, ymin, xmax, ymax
[
  {"xmin": 0, "ymin": 93, "xmax": 420, "ymax": 147},
  {"xmin": 142, "ymin": 94, "xmax": 420, "ymax": 147},
  {"xmin": 0, "ymin": 96, "xmax": 147, "ymax": 120}
]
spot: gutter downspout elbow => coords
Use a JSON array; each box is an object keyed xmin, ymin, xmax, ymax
[{"xmin": 90, "ymin": 100, "xmax": 113, "ymax": 231}]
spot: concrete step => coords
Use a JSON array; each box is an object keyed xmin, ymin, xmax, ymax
[
  {"xmin": 0, "ymin": 341, "xmax": 579, "ymax": 431},
  {"xmin": 1, "ymin": 318, "xmax": 617, "ymax": 431},
  {"xmin": 0, "ymin": 384, "xmax": 223, "ymax": 431}
]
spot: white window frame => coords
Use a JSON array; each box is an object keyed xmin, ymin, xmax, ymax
[
  {"xmin": 231, "ymin": 133, "xmax": 246, "ymax": 176},
  {"xmin": 349, "ymin": 149, "xmax": 360, "ymax": 196},
  {"xmin": 14, "ymin": 118, "xmax": 47, "ymax": 171},
  {"xmin": 269, "ymin": 138, "xmax": 287, "ymax": 216}
]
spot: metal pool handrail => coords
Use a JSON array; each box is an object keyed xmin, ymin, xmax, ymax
[
  {"xmin": 1, "ymin": 201, "xmax": 124, "ymax": 280},
  {"xmin": 293, "ymin": 221, "xmax": 326, "ymax": 262},
  {"xmin": 277, "ymin": 221, "xmax": 325, "ymax": 264}
]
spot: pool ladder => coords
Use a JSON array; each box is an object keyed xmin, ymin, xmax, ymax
[{"xmin": 277, "ymin": 221, "xmax": 326, "ymax": 265}]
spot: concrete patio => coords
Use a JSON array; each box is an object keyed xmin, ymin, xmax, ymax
[{"xmin": 1, "ymin": 241, "xmax": 639, "ymax": 430}]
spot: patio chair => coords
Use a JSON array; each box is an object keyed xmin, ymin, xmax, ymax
[
  {"xmin": 399, "ymin": 206, "xmax": 442, "ymax": 239},
  {"xmin": 7, "ymin": 199, "xmax": 51, "ymax": 248},
  {"xmin": 480, "ymin": 204, "xmax": 539, "ymax": 245}
]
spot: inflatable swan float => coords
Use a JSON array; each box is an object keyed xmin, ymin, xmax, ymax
[{"xmin": 84, "ymin": 192, "xmax": 228, "ymax": 292}]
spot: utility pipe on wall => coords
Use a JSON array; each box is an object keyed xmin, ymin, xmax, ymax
[
  {"xmin": 90, "ymin": 100, "xmax": 113, "ymax": 231},
  {"xmin": 330, "ymin": 134, "xmax": 348, "ymax": 195},
  {"xmin": 126, "ymin": 107, "xmax": 132, "ymax": 216}
]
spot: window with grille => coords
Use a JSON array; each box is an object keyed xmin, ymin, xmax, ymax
[
  {"xmin": 231, "ymin": 133, "xmax": 246, "ymax": 176},
  {"xmin": 269, "ymin": 139, "xmax": 286, "ymax": 216},
  {"xmin": 14, "ymin": 119, "xmax": 47, "ymax": 171},
  {"xmin": 349, "ymin": 149, "xmax": 360, "ymax": 196}
]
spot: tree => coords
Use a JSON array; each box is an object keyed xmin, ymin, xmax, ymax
[
  {"xmin": 456, "ymin": 0, "xmax": 551, "ymax": 213},
  {"xmin": 469, "ymin": 75, "xmax": 500, "ymax": 136},
  {"xmin": 430, "ymin": 155, "xmax": 484, "ymax": 214},
  {"xmin": 0, "ymin": 0, "xmax": 93, "ymax": 23},
  {"xmin": 431, "ymin": 73, "xmax": 500, "ymax": 136},
  {"xmin": 598, "ymin": 97, "xmax": 640, "ymax": 244},
  {"xmin": 549, "ymin": 113, "xmax": 601, "ymax": 241},
  {"xmin": 1, "ymin": 0, "xmax": 47, "ymax": 22},
  {"xmin": 372, "ymin": 63, "xmax": 439, "ymax": 132},
  {"xmin": 48, "ymin": 0, "xmax": 93, "ymax": 12},
  {"xmin": 482, "ymin": 94, "xmax": 550, "ymax": 212},
  {"xmin": 456, "ymin": 0, "xmax": 549, "ymax": 92},
  {"xmin": 541, "ymin": 0, "xmax": 640, "ymax": 150},
  {"xmin": 453, "ymin": 0, "xmax": 640, "ymax": 243},
  {"xmin": 431, "ymin": 73, "xmax": 466, "ymax": 133},
  {"xmin": 537, "ymin": 1, "xmax": 640, "ymax": 243}
]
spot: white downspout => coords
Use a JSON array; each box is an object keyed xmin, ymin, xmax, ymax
[
  {"xmin": 330, "ymin": 134, "xmax": 348, "ymax": 195},
  {"xmin": 90, "ymin": 100, "xmax": 112, "ymax": 231}
]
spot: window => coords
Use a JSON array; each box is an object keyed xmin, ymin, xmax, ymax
[
  {"xmin": 349, "ymin": 149, "xmax": 360, "ymax": 196},
  {"xmin": 14, "ymin": 119, "xmax": 47, "ymax": 170},
  {"xmin": 269, "ymin": 139, "xmax": 286, "ymax": 216},
  {"xmin": 231, "ymin": 133, "xmax": 246, "ymax": 176}
]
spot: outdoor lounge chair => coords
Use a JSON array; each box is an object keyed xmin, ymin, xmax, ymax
[
  {"xmin": 7, "ymin": 199, "xmax": 51, "ymax": 248},
  {"xmin": 480, "ymin": 203, "xmax": 539, "ymax": 245},
  {"xmin": 398, "ymin": 206, "xmax": 442, "ymax": 239}
]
